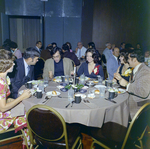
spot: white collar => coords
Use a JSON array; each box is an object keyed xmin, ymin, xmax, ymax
[
  {"xmin": 133, "ymin": 63, "xmax": 142, "ymax": 75},
  {"xmin": 113, "ymin": 55, "xmax": 118, "ymax": 61}
]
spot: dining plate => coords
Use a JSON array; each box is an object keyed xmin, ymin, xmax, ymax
[
  {"xmin": 31, "ymin": 80, "xmax": 44, "ymax": 85},
  {"xmin": 60, "ymin": 88, "xmax": 68, "ymax": 92},
  {"xmin": 46, "ymin": 91, "xmax": 61, "ymax": 96},
  {"xmin": 19, "ymin": 89, "xmax": 36, "ymax": 95},
  {"xmin": 94, "ymin": 85, "xmax": 106, "ymax": 89},
  {"xmin": 87, "ymin": 94, "xmax": 95, "ymax": 99},
  {"xmin": 60, "ymin": 82, "xmax": 68, "ymax": 86},
  {"xmin": 118, "ymin": 88, "xmax": 126, "ymax": 94},
  {"xmin": 79, "ymin": 89, "xmax": 87, "ymax": 93},
  {"xmin": 75, "ymin": 94, "xmax": 86, "ymax": 99}
]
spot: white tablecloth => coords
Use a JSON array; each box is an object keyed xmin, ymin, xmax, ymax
[{"xmin": 20, "ymin": 81, "xmax": 129, "ymax": 128}]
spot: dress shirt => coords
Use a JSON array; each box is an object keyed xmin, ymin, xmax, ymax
[
  {"xmin": 126, "ymin": 63, "xmax": 142, "ymax": 91},
  {"xmin": 76, "ymin": 46, "xmax": 87, "ymax": 59},
  {"xmin": 23, "ymin": 58, "xmax": 30, "ymax": 76}
]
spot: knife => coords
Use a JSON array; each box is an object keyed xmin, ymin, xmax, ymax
[
  {"xmin": 65, "ymin": 102, "xmax": 71, "ymax": 108},
  {"xmin": 105, "ymin": 98, "xmax": 116, "ymax": 103}
]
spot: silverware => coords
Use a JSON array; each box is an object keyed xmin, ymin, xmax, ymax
[
  {"xmin": 71, "ymin": 101, "xmax": 75, "ymax": 107},
  {"xmin": 42, "ymin": 96, "xmax": 50, "ymax": 103},
  {"xmin": 58, "ymin": 95, "xmax": 62, "ymax": 98},
  {"xmin": 65, "ymin": 103, "xmax": 71, "ymax": 108},
  {"xmin": 105, "ymin": 98, "xmax": 116, "ymax": 103}
]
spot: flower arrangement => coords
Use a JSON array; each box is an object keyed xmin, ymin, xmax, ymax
[
  {"xmin": 122, "ymin": 68, "xmax": 133, "ymax": 77},
  {"xmin": 92, "ymin": 65, "xmax": 100, "ymax": 75}
]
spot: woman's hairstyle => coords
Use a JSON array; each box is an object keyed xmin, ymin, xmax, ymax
[
  {"xmin": 0, "ymin": 49, "xmax": 15, "ymax": 73},
  {"xmin": 23, "ymin": 47, "xmax": 40, "ymax": 59},
  {"xmin": 62, "ymin": 43, "xmax": 69, "ymax": 52},
  {"xmin": 120, "ymin": 52, "xmax": 128, "ymax": 63},
  {"xmin": 85, "ymin": 48, "xmax": 98, "ymax": 63},
  {"xmin": 50, "ymin": 47, "xmax": 63, "ymax": 57},
  {"xmin": 88, "ymin": 42, "xmax": 96, "ymax": 49},
  {"xmin": 65, "ymin": 42, "xmax": 72, "ymax": 49}
]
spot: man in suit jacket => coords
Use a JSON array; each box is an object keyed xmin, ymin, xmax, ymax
[
  {"xmin": 43, "ymin": 47, "xmax": 74, "ymax": 79},
  {"xmin": 10, "ymin": 47, "xmax": 40, "ymax": 98},
  {"xmin": 107, "ymin": 47, "xmax": 120, "ymax": 80},
  {"xmin": 35, "ymin": 41, "xmax": 42, "ymax": 53},
  {"xmin": 116, "ymin": 51, "xmax": 150, "ymax": 119}
]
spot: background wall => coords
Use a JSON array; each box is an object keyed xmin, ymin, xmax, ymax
[
  {"xmin": 0, "ymin": 0, "xmax": 149, "ymax": 54},
  {"xmin": 92, "ymin": 0, "xmax": 143, "ymax": 52}
]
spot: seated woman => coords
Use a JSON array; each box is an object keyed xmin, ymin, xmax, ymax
[
  {"xmin": 0, "ymin": 49, "xmax": 31, "ymax": 147},
  {"xmin": 113, "ymin": 52, "xmax": 133, "ymax": 84},
  {"xmin": 77, "ymin": 48, "xmax": 104, "ymax": 79},
  {"xmin": 43, "ymin": 47, "xmax": 74, "ymax": 79}
]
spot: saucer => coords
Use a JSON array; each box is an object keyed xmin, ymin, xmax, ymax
[
  {"xmin": 79, "ymin": 89, "xmax": 87, "ymax": 93},
  {"xmin": 60, "ymin": 83, "xmax": 68, "ymax": 86},
  {"xmin": 60, "ymin": 88, "xmax": 68, "ymax": 92}
]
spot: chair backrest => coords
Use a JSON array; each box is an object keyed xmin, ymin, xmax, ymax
[
  {"xmin": 34, "ymin": 57, "xmax": 45, "ymax": 80},
  {"xmin": 121, "ymin": 103, "xmax": 150, "ymax": 149},
  {"xmin": 26, "ymin": 105, "xmax": 69, "ymax": 147}
]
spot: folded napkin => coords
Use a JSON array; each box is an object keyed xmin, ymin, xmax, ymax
[{"xmin": 11, "ymin": 102, "xmax": 25, "ymax": 117}]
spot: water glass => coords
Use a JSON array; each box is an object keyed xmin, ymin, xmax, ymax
[
  {"xmin": 99, "ymin": 86, "xmax": 105, "ymax": 98},
  {"xmin": 38, "ymin": 82, "xmax": 45, "ymax": 93},
  {"xmin": 65, "ymin": 75, "xmax": 69, "ymax": 83},
  {"xmin": 88, "ymin": 88, "xmax": 95, "ymax": 96},
  {"xmin": 44, "ymin": 77, "xmax": 49, "ymax": 87},
  {"xmin": 98, "ymin": 77, "xmax": 103, "ymax": 85}
]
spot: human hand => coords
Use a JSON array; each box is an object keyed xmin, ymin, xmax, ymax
[
  {"xmin": 20, "ymin": 89, "xmax": 31, "ymax": 100},
  {"xmin": 119, "ymin": 78, "xmax": 128, "ymax": 87},
  {"xmin": 75, "ymin": 47, "xmax": 78, "ymax": 53},
  {"xmin": 49, "ymin": 71, "xmax": 53, "ymax": 79},
  {"xmin": 114, "ymin": 73, "xmax": 122, "ymax": 81}
]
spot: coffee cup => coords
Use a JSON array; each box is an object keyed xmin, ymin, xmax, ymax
[
  {"xmin": 35, "ymin": 90, "xmax": 43, "ymax": 99},
  {"xmin": 61, "ymin": 76, "xmax": 65, "ymax": 82},
  {"xmin": 109, "ymin": 91, "xmax": 115, "ymax": 99},
  {"xmin": 75, "ymin": 95, "xmax": 81, "ymax": 103},
  {"xmin": 25, "ymin": 81, "xmax": 32, "ymax": 89}
]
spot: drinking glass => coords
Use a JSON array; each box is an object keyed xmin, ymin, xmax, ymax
[
  {"xmin": 98, "ymin": 77, "xmax": 103, "ymax": 85},
  {"xmin": 38, "ymin": 82, "xmax": 45, "ymax": 93},
  {"xmin": 65, "ymin": 75, "xmax": 69, "ymax": 84},
  {"xmin": 44, "ymin": 77, "xmax": 49, "ymax": 87},
  {"xmin": 99, "ymin": 86, "xmax": 105, "ymax": 98}
]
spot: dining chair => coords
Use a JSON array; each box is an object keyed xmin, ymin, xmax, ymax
[
  {"xmin": 34, "ymin": 57, "xmax": 45, "ymax": 80},
  {"xmin": 88, "ymin": 103, "xmax": 150, "ymax": 149},
  {"xmin": 26, "ymin": 104, "xmax": 82, "ymax": 149}
]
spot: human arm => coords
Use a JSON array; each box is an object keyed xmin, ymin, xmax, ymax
[
  {"xmin": 75, "ymin": 47, "xmax": 78, "ymax": 53},
  {"xmin": 0, "ymin": 87, "xmax": 31, "ymax": 112},
  {"xmin": 43, "ymin": 59, "xmax": 53, "ymax": 79}
]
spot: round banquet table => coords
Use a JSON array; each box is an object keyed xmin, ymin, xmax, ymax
[{"xmin": 21, "ymin": 81, "xmax": 130, "ymax": 128}]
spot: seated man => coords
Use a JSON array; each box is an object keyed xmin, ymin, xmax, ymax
[
  {"xmin": 62, "ymin": 43, "xmax": 80, "ymax": 66},
  {"xmin": 75, "ymin": 42, "xmax": 87, "ymax": 60},
  {"xmin": 43, "ymin": 47, "xmax": 74, "ymax": 79},
  {"xmin": 10, "ymin": 47, "xmax": 40, "ymax": 98},
  {"xmin": 116, "ymin": 51, "xmax": 150, "ymax": 119},
  {"xmin": 107, "ymin": 47, "xmax": 120, "ymax": 80}
]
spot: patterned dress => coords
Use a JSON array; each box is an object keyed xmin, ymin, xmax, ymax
[{"xmin": 0, "ymin": 77, "xmax": 30, "ymax": 145}]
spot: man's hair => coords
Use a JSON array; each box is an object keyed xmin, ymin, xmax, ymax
[
  {"xmin": 23, "ymin": 47, "xmax": 40, "ymax": 59},
  {"xmin": 121, "ymin": 42, "xmax": 125, "ymax": 46},
  {"xmin": 65, "ymin": 42, "xmax": 72, "ymax": 49},
  {"xmin": 88, "ymin": 42, "xmax": 96, "ymax": 49},
  {"xmin": 51, "ymin": 42, "xmax": 57, "ymax": 47},
  {"xmin": 105, "ymin": 42, "xmax": 111, "ymax": 46},
  {"xmin": 129, "ymin": 51, "xmax": 144, "ymax": 63},
  {"xmin": 62, "ymin": 44, "xmax": 69, "ymax": 52},
  {"xmin": 10, "ymin": 41, "xmax": 18, "ymax": 49},
  {"xmin": 36, "ymin": 41, "xmax": 42, "ymax": 45},
  {"xmin": 50, "ymin": 47, "xmax": 62, "ymax": 57}
]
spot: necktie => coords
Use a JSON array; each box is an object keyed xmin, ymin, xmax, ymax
[
  {"xmin": 27, "ymin": 66, "xmax": 30, "ymax": 76},
  {"xmin": 79, "ymin": 49, "xmax": 81, "ymax": 59}
]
